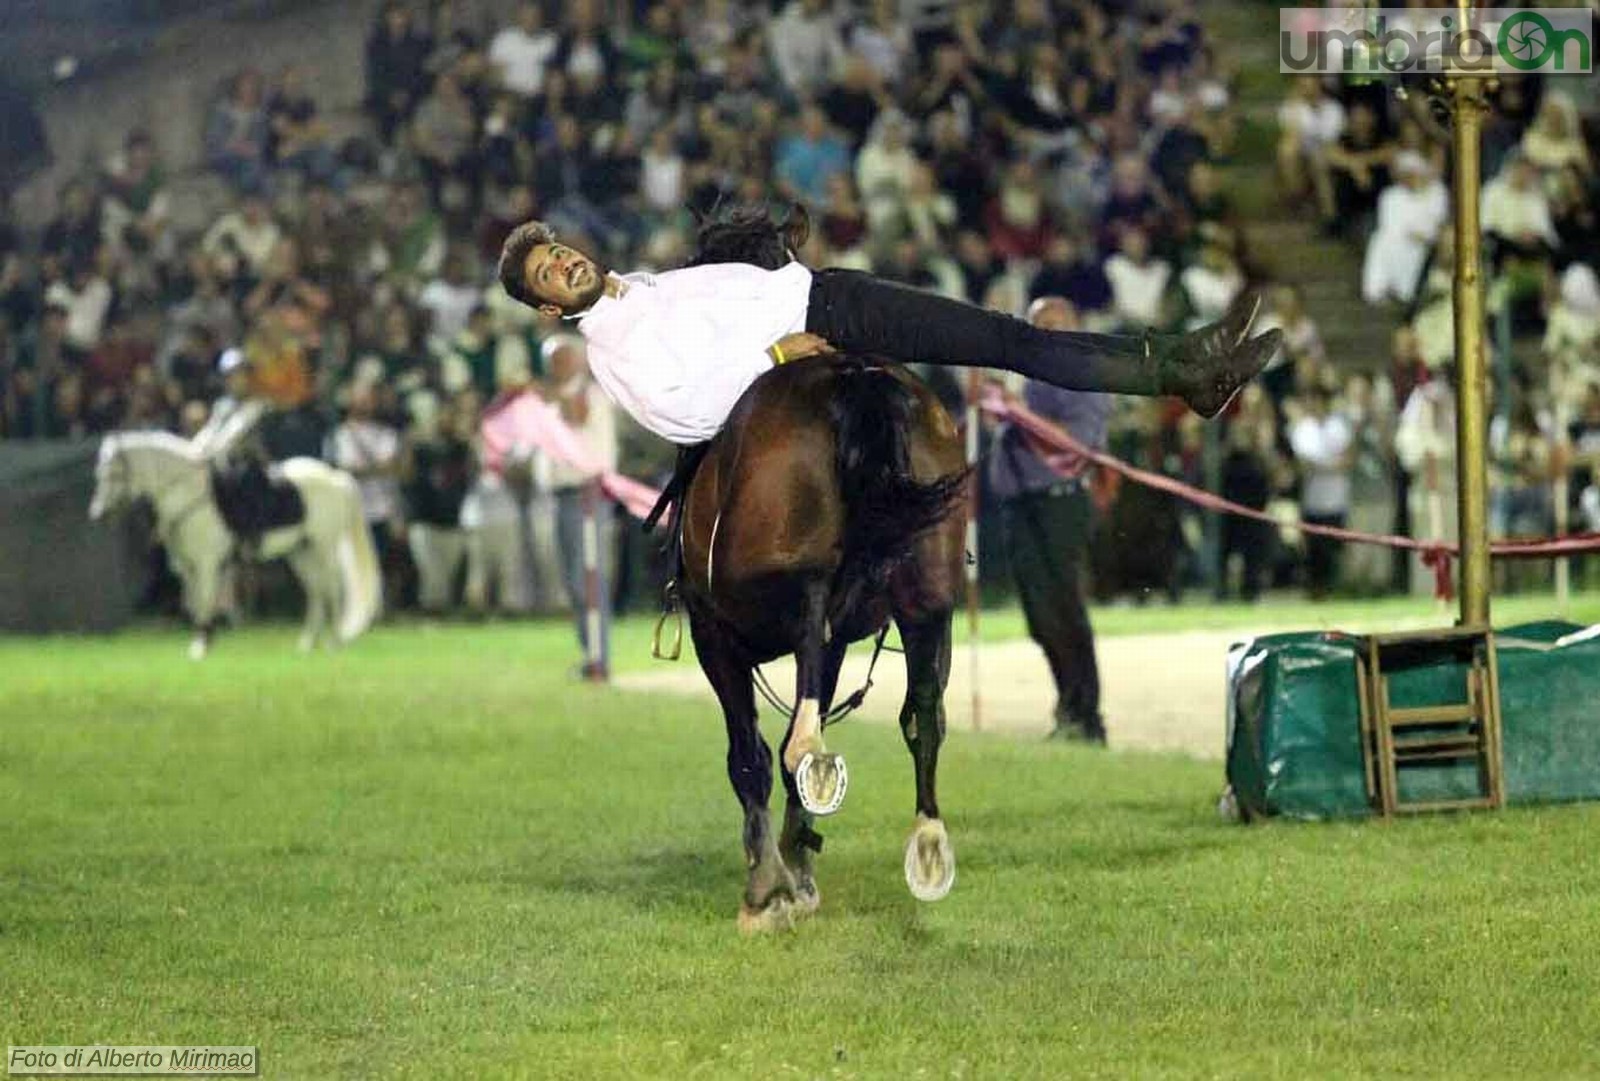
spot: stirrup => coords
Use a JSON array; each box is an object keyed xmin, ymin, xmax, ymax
[{"xmin": 652, "ymin": 579, "xmax": 683, "ymax": 661}]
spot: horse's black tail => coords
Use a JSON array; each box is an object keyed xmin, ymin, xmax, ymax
[{"xmin": 829, "ymin": 363, "xmax": 968, "ymax": 596}]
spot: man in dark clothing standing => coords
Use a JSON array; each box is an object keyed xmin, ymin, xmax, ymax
[{"xmin": 988, "ymin": 297, "xmax": 1112, "ymax": 744}]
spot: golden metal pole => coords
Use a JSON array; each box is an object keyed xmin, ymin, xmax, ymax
[{"xmin": 1449, "ymin": 1, "xmax": 1492, "ymax": 627}]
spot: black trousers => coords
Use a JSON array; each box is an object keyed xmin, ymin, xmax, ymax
[
  {"xmin": 1303, "ymin": 511, "xmax": 1346, "ymax": 598},
  {"xmin": 1002, "ymin": 485, "xmax": 1102, "ymax": 732},
  {"xmin": 806, "ymin": 269, "xmax": 1157, "ymax": 395}
]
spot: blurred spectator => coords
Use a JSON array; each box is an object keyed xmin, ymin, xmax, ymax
[
  {"xmin": 366, "ymin": 2, "xmax": 434, "ymax": 144},
  {"xmin": 849, "ymin": 0, "xmax": 912, "ymax": 90},
  {"xmin": 1550, "ymin": 164, "xmax": 1600, "ymax": 271},
  {"xmin": 1257, "ymin": 285, "xmax": 1325, "ymax": 403},
  {"xmin": 1545, "ymin": 263, "xmax": 1600, "ymax": 416},
  {"xmin": 823, "ymin": 53, "xmax": 889, "ymax": 150},
  {"xmin": 986, "ymin": 160, "xmax": 1054, "ymax": 262},
  {"xmin": 856, "ymin": 111, "xmax": 919, "ymax": 237},
  {"xmin": 1361, "ymin": 152, "xmax": 1448, "ymax": 306},
  {"xmin": 1483, "ymin": 155, "xmax": 1558, "ymax": 293},
  {"xmin": 1276, "ymin": 75, "xmax": 1344, "ymax": 225},
  {"xmin": 411, "ymin": 72, "xmax": 480, "ymax": 214},
  {"xmin": 1521, "ymin": 93, "xmax": 1592, "ymax": 180},
  {"xmin": 266, "ymin": 65, "xmax": 343, "ymax": 190},
  {"xmin": 42, "ymin": 182, "xmax": 103, "ymax": 274},
  {"xmin": 202, "ymin": 194, "xmax": 283, "ymax": 281},
  {"xmin": 1217, "ymin": 388, "xmax": 1277, "ymax": 601},
  {"xmin": 926, "ymin": 110, "xmax": 989, "ymax": 232},
  {"xmin": 551, "ymin": 0, "xmax": 619, "ymax": 86},
  {"xmin": 1395, "ymin": 368, "xmax": 1458, "ymax": 594},
  {"xmin": 1177, "ymin": 229, "xmax": 1243, "ymax": 329},
  {"xmin": 1103, "ymin": 228, "xmax": 1171, "ymax": 328},
  {"xmin": 545, "ymin": 333, "xmax": 616, "ymax": 677},
  {"xmin": 1030, "ymin": 233, "xmax": 1111, "ymax": 319},
  {"xmin": 1491, "ymin": 399, "xmax": 1554, "ymax": 541},
  {"xmin": 1321, "ymin": 101, "xmax": 1393, "ymax": 236},
  {"xmin": 775, "ymin": 104, "xmax": 852, "ymax": 207},
  {"xmin": 441, "ymin": 304, "xmax": 499, "ymax": 398},
  {"xmin": 403, "ymin": 393, "xmax": 474, "ymax": 612},
  {"xmin": 1287, "ymin": 384, "xmax": 1353, "ymax": 599},
  {"xmin": 205, "ymin": 69, "xmax": 271, "ymax": 193},
  {"xmin": 45, "ymin": 255, "xmax": 114, "ymax": 353},
  {"xmin": 327, "ymin": 383, "xmax": 404, "ymax": 594},
  {"xmin": 770, "ymin": 0, "xmax": 844, "ymax": 99},
  {"xmin": 489, "ymin": 1, "xmax": 559, "ymax": 98},
  {"xmin": 418, "ymin": 248, "xmax": 483, "ymax": 347},
  {"xmin": 101, "ymin": 131, "xmax": 172, "ymax": 265},
  {"xmin": 1342, "ymin": 372, "xmax": 1397, "ymax": 593}
]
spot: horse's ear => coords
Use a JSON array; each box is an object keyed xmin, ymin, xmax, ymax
[{"xmin": 783, "ymin": 202, "xmax": 811, "ymax": 254}]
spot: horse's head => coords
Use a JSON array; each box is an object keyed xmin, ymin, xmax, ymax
[
  {"xmin": 687, "ymin": 203, "xmax": 810, "ymax": 272},
  {"xmin": 88, "ymin": 434, "xmax": 131, "ymax": 521}
]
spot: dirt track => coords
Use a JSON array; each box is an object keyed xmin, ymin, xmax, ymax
[{"xmin": 618, "ymin": 629, "xmax": 1252, "ymax": 759}]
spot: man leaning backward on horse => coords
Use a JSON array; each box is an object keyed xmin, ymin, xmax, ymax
[{"xmin": 496, "ymin": 218, "xmax": 1280, "ymax": 456}]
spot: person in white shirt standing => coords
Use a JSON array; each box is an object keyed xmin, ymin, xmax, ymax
[
  {"xmin": 327, "ymin": 382, "xmax": 403, "ymax": 601},
  {"xmin": 1287, "ymin": 383, "xmax": 1353, "ymax": 600},
  {"xmin": 493, "ymin": 217, "xmax": 1280, "ymax": 449},
  {"xmin": 544, "ymin": 333, "xmax": 617, "ymax": 678},
  {"xmin": 488, "ymin": 2, "xmax": 559, "ymax": 99}
]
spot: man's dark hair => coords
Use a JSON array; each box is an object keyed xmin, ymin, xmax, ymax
[{"xmin": 498, "ymin": 219, "xmax": 556, "ymax": 309}]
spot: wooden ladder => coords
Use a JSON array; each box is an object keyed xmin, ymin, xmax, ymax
[{"xmin": 1355, "ymin": 626, "xmax": 1506, "ymax": 816}]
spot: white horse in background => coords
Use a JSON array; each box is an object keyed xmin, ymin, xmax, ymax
[{"xmin": 89, "ymin": 431, "xmax": 381, "ymax": 658}]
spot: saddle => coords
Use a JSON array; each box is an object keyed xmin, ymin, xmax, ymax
[
  {"xmin": 644, "ymin": 441, "xmax": 712, "ymax": 552},
  {"xmin": 210, "ymin": 459, "xmax": 306, "ymax": 540}
]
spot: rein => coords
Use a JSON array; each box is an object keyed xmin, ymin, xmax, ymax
[{"xmin": 750, "ymin": 624, "xmax": 899, "ymax": 730}]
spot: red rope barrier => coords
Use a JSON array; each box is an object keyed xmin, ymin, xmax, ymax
[{"xmin": 980, "ymin": 390, "xmax": 1600, "ymax": 601}]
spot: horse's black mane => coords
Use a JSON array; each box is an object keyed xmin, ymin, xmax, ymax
[{"xmin": 685, "ymin": 204, "xmax": 806, "ymax": 273}]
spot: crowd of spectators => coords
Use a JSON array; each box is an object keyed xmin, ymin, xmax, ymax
[
  {"xmin": 1, "ymin": 0, "xmax": 1594, "ymax": 615},
  {"xmin": 1267, "ymin": 65, "xmax": 1600, "ymax": 597}
]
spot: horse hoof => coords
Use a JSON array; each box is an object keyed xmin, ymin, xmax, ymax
[
  {"xmin": 790, "ymin": 881, "xmax": 821, "ymax": 919},
  {"xmin": 737, "ymin": 897, "xmax": 796, "ymax": 935},
  {"xmin": 904, "ymin": 817, "xmax": 955, "ymax": 902},
  {"xmin": 187, "ymin": 638, "xmax": 208, "ymax": 662},
  {"xmin": 795, "ymin": 752, "xmax": 847, "ymax": 817}
]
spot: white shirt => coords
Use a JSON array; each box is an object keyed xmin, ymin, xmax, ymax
[
  {"xmin": 418, "ymin": 279, "xmax": 482, "ymax": 343},
  {"xmin": 576, "ymin": 262, "xmax": 813, "ymax": 445},
  {"xmin": 1103, "ymin": 254, "xmax": 1172, "ymax": 326},
  {"xmin": 45, "ymin": 277, "xmax": 113, "ymax": 351},
  {"xmin": 1278, "ymin": 98, "xmax": 1345, "ymax": 149},
  {"xmin": 489, "ymin": 27, "xmax": 558, "ymax": 97},
  {"xmin": 328, "ymin": 419, "xmax": 402, "ymax": 523},
  {"xmin": 1289, "ymin": 412, "xmax": 1353, "ymax": 516}
]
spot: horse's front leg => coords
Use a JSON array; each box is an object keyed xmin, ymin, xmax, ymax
[
  {"xmin": 896, "ymin": 613, "xmax": 956, "ymax": 902},
  {"xmin": 690, "ymin": 604, "xmax": 795, "ymax": 933},
  {"xmin": 780, "ymin": 580, "xmax": 848, "ymax": 817},
  {"xmin": 778, "ymin": 629, "xmax": 847, "ymax": 916}
]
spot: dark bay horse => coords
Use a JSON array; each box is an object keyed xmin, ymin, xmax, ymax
[{"xmin": 678, "ymin": 209, "xmax": 969, "ymax": 932}]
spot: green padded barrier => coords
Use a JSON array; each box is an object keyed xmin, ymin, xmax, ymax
[{"xmin": 1225, "ymin": 622, "xmax": 1600, "ymax": 821}]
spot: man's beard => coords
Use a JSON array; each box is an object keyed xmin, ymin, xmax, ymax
[{"xmin": 560, "ymin": 259, "xmax": 610, "ymax": 317}]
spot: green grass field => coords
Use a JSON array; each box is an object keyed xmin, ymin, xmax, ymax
[{"xmin": 5, "ymin": 605, "xmax": 1600, "ymax": 1078}]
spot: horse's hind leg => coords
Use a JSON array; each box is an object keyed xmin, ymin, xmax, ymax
[
  {"xmin": 778, "ymin": 630, "xmax": 847, "ymax": 916},
  {"xmin": 690, "ymin": 603, "xmax": 796, "ymax": 933},
  {"xmin": 897, "ymin": 613, "xmax": 956, "ymax": 902},
  {"xmin": 781, "ymin": 579, "xmax": 848, "ymax": 818}
]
